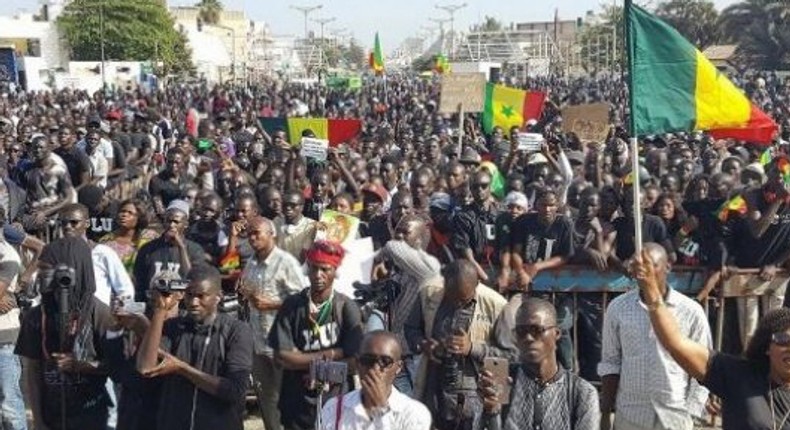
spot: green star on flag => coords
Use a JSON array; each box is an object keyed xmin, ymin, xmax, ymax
[{"xmin": 501, "ymin": 105, "xmax": 514, "ymax": 117}]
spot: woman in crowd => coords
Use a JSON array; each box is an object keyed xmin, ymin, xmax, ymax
[
  {"xmin": 652, "ymin": 193, "xmax": 687, "ymax": 239},
  {"xmin": 99, "ymin": 198, "xmax": 159, "ymax": 275}
]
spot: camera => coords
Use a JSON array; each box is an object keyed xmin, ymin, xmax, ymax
[
  {"xmin": 54, "ymin": 265, "xmax": 76, "ymax": 289},
  {"xmin": 154, "ymin": 278, "xmax": 189, "ymax": 295},
  {"xmin": 310, "ymin": 360, "xmax": 347, "ymax": 386},
  {"xmin": 352, "ymin": 277, "xmax": 401, "ymax": 318}
]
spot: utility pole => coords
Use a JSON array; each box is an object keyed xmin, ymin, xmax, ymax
[
  {"xmin": 435, "ymin": 2, "xmax": 467, "ymax": 60},
  {"xmin": 313, "ymin": 16, "xmax": 335, "ymax": 69},
  {"xmin": 100, "ymin": 0, "xmax": 106, "ymax": 90},
  {"xmin": 428, "ymin": 17, "xmax": 451, "ymax": 55},
  {"xmin": 290, "ymin": 4, "xmax": 323, "ymax": 41}
]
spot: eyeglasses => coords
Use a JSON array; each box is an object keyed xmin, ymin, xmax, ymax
[
  {"xmin": 772, "ymin": 332, "xmax": 790, "ymax": 347},
  {"xmin": 60, "ymin": 218, "xmax": 84, "ymax": 227},
  {"xmin": 515, "ymin": 324, "xmax": 556, "ymax": 339},
  {"xmin": 358, "ymin": 353, "xmax": 397, "ymax": 369}
]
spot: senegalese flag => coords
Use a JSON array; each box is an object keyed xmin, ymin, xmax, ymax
[
  {"xmin": 369, "ymin": 32, "xmax": 384, "ymax": 75},
  {"xmin": 258, "ymin": 117, "xmax": 362, "ymax": 147},
  {"xmin": 219, "ymin": 248, "xmax": 241, "ymax": 273},
  {"xmin": 434, "ymin": 54, "xmax": 450, "ymax": 74},
  {"xmin": 627, "ymin": 2, "xmax": 778, "ymax": 144},
  {"xmin": 716, "ymin": 195, "xmax": 747, "ymax": 222},
  {"xmin": 482, "ymin": 83, "xmax": 546, "ymax": 135},
  {"xmin": 480, "ymin": 161, "xmax": 505, "ymax": 199}
]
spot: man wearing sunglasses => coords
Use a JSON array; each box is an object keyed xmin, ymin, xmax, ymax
[
  {"xmin": 319, "ymin": 331, "xmax": 431, "ymax": 430},
  {"xmin": 450, "ymin": 170, "xmax": 499, "ymax": 283}
]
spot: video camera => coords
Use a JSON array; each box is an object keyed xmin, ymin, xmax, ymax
[
  {"xmin": 153, "ymin": 278, "xmax": 189, "ymax": 295},
  {"xmin": 352, "ymin": 276, "xmax": 401, "ymax": 316},
  {"xmin": 310, "ymin": 359, "xmax": 347, "ymax": 386}
]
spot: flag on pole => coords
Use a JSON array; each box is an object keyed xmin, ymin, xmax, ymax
[
  {"xmin": 626, "ymin": 2, "xmax": 777, "ymax": 144},
  {"xmin": 481, "ymin": 83, "xmax": 546, "ymax": 135},
  {"xmin": 434, "ymin": 54, "xmax": 450, "ymax": 74},
  {"xmin": 716, "ymin": 195, "xmax": 747, "ymax": 222},
  {"xmin": 369, "ymin": 32, "xmax": 385, "ymax": 75}
]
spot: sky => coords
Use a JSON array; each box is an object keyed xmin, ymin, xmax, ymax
[{"xmin": 3, "ymin": 0, "xmax": 741, "ymax": 50}]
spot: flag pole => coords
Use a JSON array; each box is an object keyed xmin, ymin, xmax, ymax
[{"xmin": 624, "ymin": 0, "xmax": 643, "ymax": 256}]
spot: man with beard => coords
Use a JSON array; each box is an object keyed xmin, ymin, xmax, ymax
[
  {"xmin": 268, "ymin": 241, "xmax": 363, "ymax": 430},
  {"xmin": 137, "ymin": 265, "xmax": 253, "ymax": 430},
  {"xmin": 274, "ymin": 191, "xmax": 317, "ymax": 264},
  {"xmin": 450, "ymin": 171, "xmax": 499, "ymax": 283},
  {"xmin": 20, "ymin": 135, "xmax": 76, "ymax": 232},
  {"xmin": 509, "ymin": 189, "xmax": 574, "ymax": 370},
  {"xmin": 148, "ymin": 148, "xmax": 193, "ymax": 218},
  {"xmin": 133, "ymin": 200, "xmax": 206, "ymax": 303}
]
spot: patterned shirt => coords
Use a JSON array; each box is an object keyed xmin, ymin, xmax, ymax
[
  {"xmin": 241, "ymin": 246, "xmax": 306, "ymax": 355},
  {"xmin": 481, "ymin": 367, "xmax": 600, "ymax": 430},
  {"xmin": 599, "ymin": 288, "xmax": 711, "ymax": 429}
]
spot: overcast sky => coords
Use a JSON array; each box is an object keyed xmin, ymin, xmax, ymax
[{"xmin": 3, "ymin": 0, "xmax": 741, "ymax": 50}]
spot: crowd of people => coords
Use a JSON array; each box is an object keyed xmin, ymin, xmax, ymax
[{"xmin": 0, "ymin": 68, "xmax": 788, "ymax": 430}]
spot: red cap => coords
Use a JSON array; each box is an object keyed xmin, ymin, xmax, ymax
[{"xmin": 362, "ymin": 184, "xmax": 389, "ymax": 203}]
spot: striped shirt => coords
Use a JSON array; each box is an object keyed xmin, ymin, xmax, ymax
[{"xmin": 599, "ymin": 288, "xmax": 711, "ymax": 429}]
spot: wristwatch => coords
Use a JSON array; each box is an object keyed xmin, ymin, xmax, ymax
[{"xmin": 646, "ymin": 297, "xmax": 665, "ymax": 312}]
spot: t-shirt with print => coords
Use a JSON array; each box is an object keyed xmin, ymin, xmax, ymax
[
  {"xmin": 132, "ymin": 236, "xmax": 206, "ymax": 302},
  {"xmin": 268, "ymin": 290, "xmax": 363, "ymax": 430},
  {"xmin": 510, "ymin": 213, "xmax": 574, "ymax": 264}
]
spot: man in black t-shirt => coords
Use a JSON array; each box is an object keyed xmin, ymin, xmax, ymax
[
  {"xmin": 450, "ymin": 170, "xmax": 500, "ymax": 283},
  {"xmin": 268, "ymin": 241, "xmax": 363, "ymax": 430},
  {"xmin": 611, "ymin": 184, "xmax": 675, "ymax": 270},
  {"xmin": 148, "ymin": 148, "xmax": 193, "ymax": 217},
  {"xmin": 54, "ymin": 126, "xmax": 91, "ymax": 189}
]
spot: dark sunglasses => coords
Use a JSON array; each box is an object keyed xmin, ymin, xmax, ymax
[
  {"xmin": 515, "ymin": 324, "xmax": 556, "ymax": 339},
  {"xmin": 772, "ymin": 332, "xmax": 790, "ymax": 347},
  {"xmin": 358, "ymin": 353, "xmax": 397, "ymax": 369},
  {"xmin": 473, "ymin": 182, "xmax": 491, "ymax": 189}
]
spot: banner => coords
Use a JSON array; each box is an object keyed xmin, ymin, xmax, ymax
[
  {"xmin": 440, "ymin": 73, "xmax": 486, "ymax": 113},
  {"xmin": 561, "ymin": 103, "xmax": 611, "ymax": 144}
]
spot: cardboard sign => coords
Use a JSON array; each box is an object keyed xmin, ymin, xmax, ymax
[
  {"xmin": 516, "ymin": 132, "xmax": 545, "ymax": 152},
  {"xmin": 561, "ymin": 103, "xmax": 611, "ymax": 144},
  {"xmin": 300, "ymin": 137, "xmax": 329, "ymax": 161},
  {"xmin": 439, "ymin": 73, "xmax": 486, "ymax": 113}
]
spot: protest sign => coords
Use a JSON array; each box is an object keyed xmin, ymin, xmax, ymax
[
  {"xmin": 300, "ymin": 137, "xmax": 329, "ymax": 161},
  {"xmin": 332, "ymin": 238, "xmax": 374, "ymax": 299},
  {"xmin": 561, "ymin": 103, "xmax": 611, "ymax": 144},
  {"xmin": 316, "ymin": 210, "xmax": 360, "ymax": 247},
  {"xmin": 439, "ymin": 73, "xmax": 486, "ymax": 113},
  {"xmin": 516, "ymin": 132, "xmax": 545, "ymax": 152}
]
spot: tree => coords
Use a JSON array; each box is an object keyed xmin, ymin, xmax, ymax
[
  {"xmin": 719, "ymin": 0, "xmax": 790, "ymax": 69},
  {"xmin": 655, "ymin": 0, "xmax": 720, "ymax": 49},
  {"xmin": 471, "ymin": 16, "xmax": 503, "ymax": 32},
  {"xmin": 58, "ymin": 0, "xmax": 194, "ymax": 76},
  {"xmin": 196, "ymin": 0, "xmax": 223, "ymax": 26},
  {"xmin": 342, "ymin": 39, "xmax": 366, "ymax": 70}
]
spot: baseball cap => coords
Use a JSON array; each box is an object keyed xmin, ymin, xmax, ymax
[
  {"xmin": 505, "ymin": 191, "xmax": 529, "ymax": 210},
  {"xmin": 166, "ymin": 199, "xmax": 190, "ymax": 218}
]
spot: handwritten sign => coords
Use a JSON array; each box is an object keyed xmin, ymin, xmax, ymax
[
  {"xmin": 561, "ymin": 103, "xmax": 611, "ymax": 144},
  {"xmin": 439, "ymin": 73, "xmax": 486, "ymax": 113},
  {"xmin": 300, "ymin": 137, "xmax": 329, "ymax": 161},
  {"xmin": 516, "ymin": 132, "xmax": 545, "ymax": 152}
]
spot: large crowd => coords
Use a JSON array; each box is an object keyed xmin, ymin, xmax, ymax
[{"xmin": 0, "ymin": 69, "xmax": 788, "ymax": 430}]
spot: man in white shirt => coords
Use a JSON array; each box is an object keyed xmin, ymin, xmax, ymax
[
  {"xmin": 84, "ymin": 131, "xmax": 109, "ymax": 189},
  {"xmin": 320, "ymin": 331, "xmax": 431, "ymax": 430}
]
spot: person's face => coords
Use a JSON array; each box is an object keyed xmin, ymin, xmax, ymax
[
  {"xmin": 58, "ymin": 129, "xmax": 73, "ymax": 147},
  {"xmin": 507, "ymin": 178, "xmax": 525, "ymax": 194},
  {"xmin": 117, "ymin": 203, "xmax": 140, "ymax": 230},
  {"xmin": 7, "ymin": 144, "xmax": 23, "ymax": 162},
  {"xmin": 507, "ymin": 203, "xmax": 526, "ymax": 219},
  {"xmin": 446, "ymin": 165, "xmax": 466, "ymax": 190},
  {"xmin": 60, "ymin": 210, "xmax": 88, "ymax": 238},
  {"xmin": 722, "ymin": 159, "xmax": 742, "ymax": 179},
  {"xmin": 546, "ymin": 173, "xmax": 565, "ymax": 192},
  {"xmin": 471, "ymin": 175, "xmax": 491, "ymax": 204},
  {"xmin": 30, "ymin": 139, "xmax": 50, "ymax": 162},
  {"xmin": 427, "ymin": 141, "xmax": 441, "ymax": 159},
  {"xmin": 358, "ymin": 338, "xmax": 402, "ymax": 387},
  {"xmin": 656, "ymin": 198, "xmax": 675, "ymax": 221},
  {"xmin": 166, "ymin": 153, "xmax": 183, "ymax": 175},
  {"xmin": 308, "ymin": 262, "xmax": 336, "ymax": 294},
  {"xmin": 312, "ymin": 174, "xmax": 331, "ymax": 199},
  {"xmin": 163, "ymin": 211, "xmax": 187, "ymax": 240},
  {"xmin": 261, "ymin": 191, "xmax": 282, "ymax": 217},
  {"xmin": 410, "ymin": 175, "xmax": 432, "ymax": 206},
  {"xmin": 515, "ymin": 308, "xmax": 560, "ymax": 366},
  {"xmin": 247, "ymin": 221, "xmax": 275, "ymax": 253},
  {"xmin": 680, "ymin": 161, "xmax": 695, "ymax": 182},
  {"xmin": 199, "ymin": 199, "xmax": 221, "ymax": 222},
  {"xmin": 391, "ymin": 197, "xmax": 414, "ymax": 224},
  {"xmin": 660, "ymin": 175, "xmax": 679, "ymax": 193},
  {"xmin": 532, "ymin": 165, "xmax": 550, "ymax": 185},
  {"xmin": 184, "ymin": 280, "xmax": 220, "ymax": 323},
  {"xmin": 578, "ymin": 193, "xmax": 601, "ymax": 220},
  {"xmin": 536, "ymin": 194, "xmax": 559, "ymax": 225},
  {"xmin": 393, "ymin": 219, "xmax": 422, "ymax": 249},
  {"xmin": 362, "ymin": 194, "xmax": 383, "ymax": 220},
  {"xmin": 283, "ymin": 195, "xmax": 303, "ymax": 224},
  {"xmin": 381, "ymin": 162, "xmax": 397, "ymax": 186},
  {"xmin": 329, "ymin": 196, "xmax": 353, "ymax": 214}
]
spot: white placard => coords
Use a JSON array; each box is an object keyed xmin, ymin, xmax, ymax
[
  {"xmin": 516, "ymin": 132, "xmax": 544, "ymax": 152},
  {"xmin": 300, "ymin": 137, "xmax": 329, "ymax": 161}
]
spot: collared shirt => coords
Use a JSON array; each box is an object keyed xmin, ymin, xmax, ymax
[
  {"xmin": 599, "ymin": 288, "xmax": 711, "ymax": 429},
  {"xmin": 274, "ymin": 216, "xmax": 317, "ymax": 263},
  {"xmin": 320, "ymin": 388, "xmax": 432, "ymax": 430},
  {"xmin": 92, "ymin": 243, "xmax": 136, "ymax": 306},
  {"xmin": 241, "ymin": 246, "xmax": 306, "ymax": 355},
  {"xmin": 482, "ymin": 367, "xmax": 600, "ymax": 430}
]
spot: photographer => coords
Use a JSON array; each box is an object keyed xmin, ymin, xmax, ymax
[
  {"xmin": 268, "ymin": 240, "xmax": 364, "ymax": 430},
  {"xmin": 369, "ymin": 214, "xmax": 441, "ymax": 395},
  {"xmin": 16, "ymin": 237, "xmax": 113, "ymax": 430},
  {"xmin": 136, "ymin": 265, "xmax": 253, "ymax": 430},
  {"xmin": 320, "ymin": 331, "xmax": 432, "ymax": 430}
]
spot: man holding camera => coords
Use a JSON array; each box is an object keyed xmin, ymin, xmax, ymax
[
  {"xmin": 268, "ymin": 240, "xmax": 364, "ymax": 430},
  {"xmin": 320, "ymin": 331, "xmax": 432, "ymax": 430},
  {"xmin": 137, "ymin": 265, "xmax": 253, "ymax": 430},
  {"xmin": 239, "ymin": 216, "xmax": 306, "ymax": 430}
]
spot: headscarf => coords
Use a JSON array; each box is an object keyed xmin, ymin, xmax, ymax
[
  {"xmin": 39, "ymin": 237, "xmax": 97, "ymax": 357},
  {"xmin": 305, "ymin": 240, "xmax": 345, "ymax": 268}
]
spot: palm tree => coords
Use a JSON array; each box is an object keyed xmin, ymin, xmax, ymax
[
  {"xmin": 719, "ymin": 0, "xmax": 790, "ymax": 69},
  {"xmin": 196, "ymin": 0, "xmax": 223, "ymax": 25}
]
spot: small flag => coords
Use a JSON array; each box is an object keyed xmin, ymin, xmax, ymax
[
  {"xmin": 219, "ymin": 248, "xmax": 241, "ymax": 273},
  {"xmin": 258, "ymin": 117, "xmax": 362, "ymax": 146},
  {"xmin": 434, "ymin": 54, "xmax": 450, "ymax": 74},
  {"xmin": 716, "ymin": 195, "xmax": 747, "ymax": 222},
  {"xmin": 369, "ymin": 32, "xmax": 384, "ymax": 75},
  {"xmin": 778, "ymin": 156, "xmax": 790, "ymax": 184}
]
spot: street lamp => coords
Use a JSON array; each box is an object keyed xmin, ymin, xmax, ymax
[
  {"xmin": 216, "ymin": 24, "xmax": 237, "ymax": 85},
  {"xmin": 435, "ymin": 2, "xmax": 467, "ymax": 60},
  {"xmin": 313, "ymin": 16, "xmax": 335, "ymax": 69},
  {"xmin": 428, "ymin": 17, "xmax": 450, "ymax": 54},
  {"xmin": 290, "ymin": 4, "xmax": 323, "ymax": 41}
]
